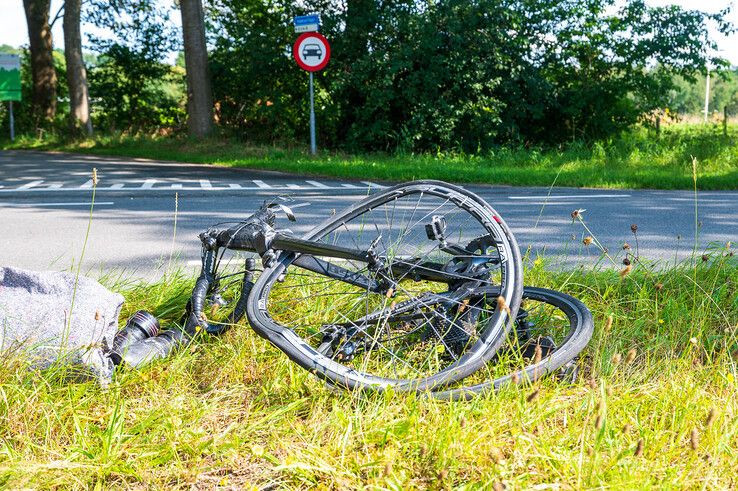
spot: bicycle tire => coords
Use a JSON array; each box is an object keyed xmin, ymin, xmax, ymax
[
  {"xmin": 431, "ymin": 286, "xmax": 594, "ymax": 400},
  {"xmin": 245, "ymin": 180, "xmax": 524, "ymax": 392}
]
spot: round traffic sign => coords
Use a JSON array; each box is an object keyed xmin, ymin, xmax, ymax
[{"xmin": 293, "ymin": 32, "xmax": 331, "ymax": 72}]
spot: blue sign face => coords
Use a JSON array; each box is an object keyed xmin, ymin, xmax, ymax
[{"xmin": 294, "ymin": 14, "xmax": 320, "ymax": 26}]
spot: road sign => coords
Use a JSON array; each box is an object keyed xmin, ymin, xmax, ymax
[
  {"xmin": 293, "ymin": 32, "xmax": 330, "ymax": 72},
  {"xmin": 294, "ymin": 14, "xmax": 320, "ymax": 33},
  {"xmin": 0, "ymin": 54, "xmax": 21, "ymax": 102}
]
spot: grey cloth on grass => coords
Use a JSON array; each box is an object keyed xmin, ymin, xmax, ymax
[{"xmin": 0, "ymin": 266, "xmax": 124, "ymax": 385}]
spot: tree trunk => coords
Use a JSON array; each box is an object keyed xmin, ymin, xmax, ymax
[
  {"xmin": 179, "ymin": 0, "xmax": 213, "ymax": 137},
  {"xmin": 63, "ymin": 0, "xmax": 92, "ymax": 135},
  {"xmin": 23, "ymin": 0, "xmax": 57, "ymax": 126}
]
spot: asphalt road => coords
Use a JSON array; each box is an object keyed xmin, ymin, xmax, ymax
[{"xmin": 1, "ymin": 150, "xmax": 736, "ymax": 278}]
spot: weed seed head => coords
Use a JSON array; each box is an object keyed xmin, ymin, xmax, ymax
[
  {"xmin": 438, "ymin": 469, "xmax": 448, "ymax": 480},
  {"xmin": 534, "ymin": 344, "xmax": 543, "ymax": 364},
  {"xmin": 625, "ymin": 348, "xmax": 637, "ymax": 364},
  {"xmin": 497, "ymin": 296, "xmax": 511, "ymax": 317},
  {"xmin": 571, "ymin": 208, "xmax": 586, "ymax": 220},
  {"xmin": 634, "ymin": 439, "xmax": 644, "ymax": 457},
  {"xmin": 622, "ymin": 423, "xmax": 632, "ymax": 434},
  {"xmin": 583, "ymin": 236, "xmax": 594, "ymax": 246},
  {"xmin": 623, "ymin": 257, "xmax": 631, "ymax": 266},
  {"xmin": 595, "ymin": 415, "xmax": 603, "ymax": 430},
  {"xmin": 706, "ymin": 408, "xmax": 716, "ymax": 427},
  {"xmin": 604, "ymin": 315, "xmax": 613, "ymax": 333},
  {"xmin": 631, "ymin": 224, "xmax": 638, "ymax": 234},
  {"xmin": 588, "ymin": 378, "xmax": 598, "ymax": 390},
  {"xmin": 655, "ymin": 283, "xmax": 664, "ymax": 291},
  {"xmin": 701, "ymin": 254, "xmax": 709, "ymax": 262},
  {"xmin": 419, "ymin": 444, "xmax": 428, "ymax": 457},
  {"xmin": 511, "ymin": 372, "xmax": 520, "ymax": 384},
  {"xmin": 493, "ymin": 482, "xmax": 505, "ymax": 491},
  {"xmin": 92, "ymin": 168, "xmax": 99, "ymax": 186},
  {"xmin": 611, "ymin": 352, "xmax": 622, "ymax": 365},
  {"xmin": 526, "ymin": 389, "xmax": 540, "ymax": 402},
  {"xmin": 623, "ymin": 242, "xmax": 631, "ymax": 250},
  {"xmin": 94, "ymin": 310, "xmax": 101, "ymax": 321},
  {"xmin": 689, "ymin": 337, "xmax": 698, "ymax": 346},
  {"xmin": 620, "ymin": 264, "xmax": 633, "ymax": 278},
  {"xmin": 690, "ymin": 428, "xmax": 699, "ymax": 451},
  {"xmin": 383, "ymin": 461, "xmax": 393, "ymax": 476}
]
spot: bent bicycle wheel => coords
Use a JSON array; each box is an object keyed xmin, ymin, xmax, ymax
[
  {"xmin": 431, "ymin": 287, "xmax": 594, "ymax": 400},
  {"xmin": 246, "ymin": 180, "xmax": 523, "ymax": 392}
]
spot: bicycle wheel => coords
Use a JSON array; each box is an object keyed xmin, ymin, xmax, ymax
[
  {"xmin": 246, "ymin": 180, "xmax": 523, "ymax": 392},
  {"xmin": 431, "ymin": 287, "xmax": 594, "ymax": 400}
]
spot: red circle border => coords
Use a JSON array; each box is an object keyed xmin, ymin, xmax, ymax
[{"xmin": 293, "ymin": 32, "xmax": 331, "ymax": 72}]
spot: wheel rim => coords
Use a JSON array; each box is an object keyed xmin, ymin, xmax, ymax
[{"xmin": 247, "ymin": 181, "xmax": 523, "ymax": 390}]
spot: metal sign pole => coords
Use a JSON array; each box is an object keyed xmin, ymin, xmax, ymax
[
  {"xmin": 9, "ymin": 101, "xmax": 14, "ymax": 142},
  {"xmin": 309, "ymin": 71, "xmax": 316, "ymax": 155}
]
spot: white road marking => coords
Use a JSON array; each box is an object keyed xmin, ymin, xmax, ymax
[
  {"xmin": 18, "ymin": 180, "xmax": 45, "ymax": 190},
  {"xmin": 200, "ymin": 179, "xmax": 212, "ymax": 189},
  {"xmin": 0, "ymin": 180, "xmax": 384, "ymax": 193},
  {"xmin": 1, "ymin": 201, "xmax": 115, "ymax": 207},
  {"xmin": 362, "ymin": 181, "xmax": 386, "ymax": 188},
  {"xmin": 508, "ymin": 194, "xmax": 630, "ymax": 200}
]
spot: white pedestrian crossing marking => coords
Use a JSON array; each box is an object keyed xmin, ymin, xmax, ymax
[
  {"xmin": 1, "ymin": 178, "xmax": 386, "ymax": 193},
  {"xmin": 16, "ymin": 180, "xmax": 44, "ymax": 190}
]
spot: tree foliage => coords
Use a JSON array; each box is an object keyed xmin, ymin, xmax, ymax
[
  {"xmin": 85, "ymin": 0, "xmax": 185, "ymax": 132},
  {"xmin": 207, "ymin": 0, "xmax": 733, "ymax": 151}
]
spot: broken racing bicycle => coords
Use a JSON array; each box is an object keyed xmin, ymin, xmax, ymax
[{"xmin": 110, "ymin": 180, "xmax": 593, "ymax": 399}]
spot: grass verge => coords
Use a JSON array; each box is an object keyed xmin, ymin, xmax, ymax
[
  {"xmin": 2, "ymin": 123, "xmax": 737, "ymax": 190},
  {"xmin": 1, "ymin": 251, "xmax": 737, "ymax": 489}
]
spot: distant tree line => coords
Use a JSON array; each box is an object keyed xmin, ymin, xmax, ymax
[{"xmin": 2, "ymin": 0, "xmax": 734, "ymax": 151}]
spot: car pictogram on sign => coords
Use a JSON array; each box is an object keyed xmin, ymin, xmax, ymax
[{"xmin": 302, "ymin": 43, "xmax": 323, "ymax": 60}]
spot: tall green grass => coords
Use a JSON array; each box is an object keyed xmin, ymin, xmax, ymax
[
  {"xmin": 1, "ymin": 250, "xmax": 736, "ymax": 489},
  {"xmin": 3, "ymin": 122, "xmax": 737, "ymax": 190}
]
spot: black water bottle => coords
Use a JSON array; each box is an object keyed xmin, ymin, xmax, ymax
[
  {"xmin": 110, "ymin": 310, "xmax": 160, "ymax": 365},
  {"xmin": 119, "ymin": 328, "xmax": 187, "ymax": 368}
]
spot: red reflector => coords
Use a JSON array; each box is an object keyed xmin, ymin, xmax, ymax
[{"xmin": 493, "ymin": 216, "xmax": 502, "ymax": 224}]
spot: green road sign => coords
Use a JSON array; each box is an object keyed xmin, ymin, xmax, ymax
[{"xmin": 0, "ymin": 54, "xmax": 21, "ymax": 102}]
